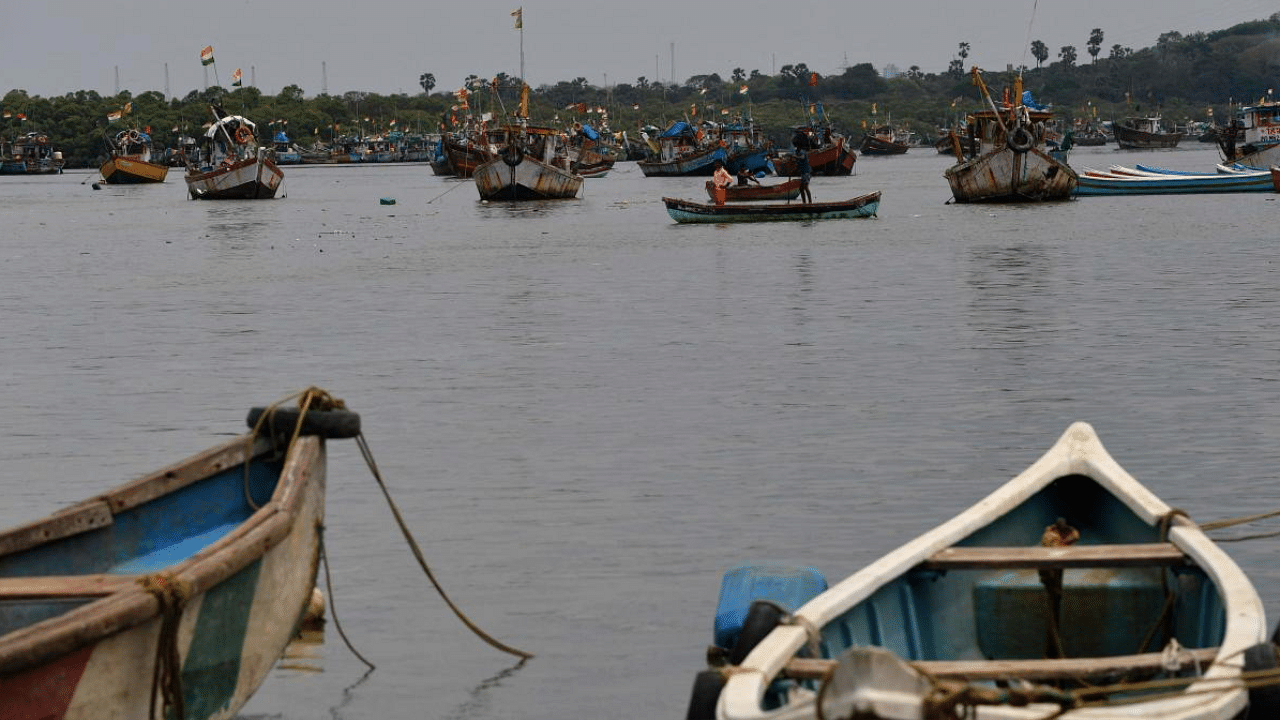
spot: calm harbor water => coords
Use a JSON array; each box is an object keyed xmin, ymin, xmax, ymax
[{"xmin": 1, "ymin": 144, "xmax": 1279, "ymax": 720}]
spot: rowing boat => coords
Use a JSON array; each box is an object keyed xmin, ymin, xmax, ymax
[
  {"xmin": 663, "ymin": 192, "xmax": 880, "ymax": 224},
  {"xmin": 704, "ymin": 178, "xmax": 802, "ymax": 202},
  {"xmin": 0, "ymin": 397, "xmax": 360, "ymax": 720},
  {"xmin": 687, "ymin": 422, "xmax": 1278, "ymax": 720},
  {"xmin": 1075, "ymin": 164, "xmax": 1273, "ymax": 195}
]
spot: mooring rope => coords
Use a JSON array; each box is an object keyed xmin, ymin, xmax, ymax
[
  {"xmin": 139, "ymin": 572, "xmax": 192, "ymax": 720},
  {"xmin": 318, "ymin": 531, "xmax": 376, "ymax": 670},
  {"xmin": 354, "ymin": 431, "xmax": 534, "ymax": 660}
]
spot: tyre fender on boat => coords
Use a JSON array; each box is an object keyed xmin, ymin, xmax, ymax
[
  {"xmin": 502, "ymin": 143, "xmax": 523, "ymax": 167},
  {"xmin": 727, "ymin": 600, "xmax": 787, "ymax": 665},
  {"xmin": 245, "ymin": 406, "xmax": 362, "ymax": 439},
  {"xmin": 684, "ymin": 669, "xmax": 727, "ymax": 720},
  {"xmin": 1007, "ymin": 126, "xmax": 1033, "ymax": 153},
  {"xmin": 1244, "ymin": 641, "xmax": 1280, "ymax": 718}
]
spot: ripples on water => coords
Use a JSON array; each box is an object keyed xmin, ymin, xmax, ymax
[{"xmin": 1, "ymin": 145, "xmax": 1279, "ymax": 719}]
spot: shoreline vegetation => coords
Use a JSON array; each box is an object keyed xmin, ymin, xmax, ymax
[{"xmin": 3, "ymin": 13, "xmax": 1277, "ymax": 168}]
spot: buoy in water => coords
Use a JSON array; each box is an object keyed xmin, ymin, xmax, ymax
[{"xmin": 379, "ymin": 197, "xmax": 396, "ymax": 205}]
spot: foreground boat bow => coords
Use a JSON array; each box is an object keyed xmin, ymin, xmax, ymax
[
  {"xmin": 692, "ymin": 422, "xmax": 1274, "ymax": 720},
  {"xmin": 0, "ymin": 401, "xmax": 359, "ymax": 720}
]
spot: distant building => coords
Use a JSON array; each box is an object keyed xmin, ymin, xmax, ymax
[{"xmin": 882, "ymin": 64, "xmax": 900, "ymax": 79}]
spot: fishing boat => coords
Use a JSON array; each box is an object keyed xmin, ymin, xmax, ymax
[
  {"xmin": 98, "ymin": 128, "xmax": 168, "ymax": 184},
  {"xmin": 686, "ymin": 421, "xmax": 1277, "ymax": 720},
  {"xmin": 184, "ymin": 108, "xmax": 284, "ymax": 200},
  {"xmin": 943, "ymin": 69, "xmax": 1077, "ymax": 202},
  {"xmin": 1217, "ymin": 98, "xmax": 1280, "ymax": 169},
  {"xmin": 663, "ymin": 191, "xmax": 879, "ymax": 224},
  {"xmin": 637, "ymin": 121, "xmax": 730, "ymax": 177},
  {"xmin": 773, "ymin": 121, "xmax": 857, "ymax": 177},
  {"xmin": 474, "ymin": 122, "xmax": 583, "ymax": 201},
  {"xmin": 0, "ymin": 395, "xmax": 361, "ymax": 720},
  {"xmin": 704, "ymin": 178, "xmax": 802, "ymax": 202},
  {"xmin": 858, "ymin": 124, "xmax": 910, "ymax": 155},
  {"xmin": 471, "ymin": 82, "xmax": 584, "ymax": 201},
  {"xmin": 0, "ymin": 132, "xmax": 65, "ymax": 175},
  {"xmin": 268, "ymin": 131, "xmax": 302, "ymax": 165},
  {"xmin": 1075, "ymin": 164, "xmax": 1273, "ymax": 195},
  {"xmin": 1113, "ymin": 113, "xmax": 1183, "ymax": 149},
  {"xmin": 1272, "ymin": 166, "xmax": 1280, "ymax": 192}
]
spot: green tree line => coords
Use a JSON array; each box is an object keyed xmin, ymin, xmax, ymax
[{"xmin": 4, "ymin": 13, "xmax": 1277, "ymax": 168}]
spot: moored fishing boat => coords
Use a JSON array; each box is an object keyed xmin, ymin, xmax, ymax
[
  {"xmin": 268, "ymin": 131, "xmax": 302, "ymax": 165},
  {"xmin": 1217, "ymin": 98, "xmax": 1280, "ymax": 169},
  {"xmin": 858, "ymin": 124, "xmax": 910, "ymax": 155},
  {"xmin": 0, "ymin": 391, "xmax": 361, "ymax": 720},
  {"xmin": 704, "ymin": 177, "xmax": 802, "ymax": 202},
  {"xmin": 473, "ymin": 87, "xmax": 583, "ymax": 201},
  {"xmin": 184, "ymin": 108, "xmax": 284, "ymax": 200},
  {"xmin": 943, "ymin": 68, "xmax": 1076, "ymax": 202},
  {"xmin": 0, "ymin": 132, "xmax": 65, "ymax": 175},
  {"xmin": 686, "ymin": 421, "xmax": 1276, "ymax": 720},
  {"xmin": 99, "ymin": 128, "xmax": 168, "ymax": 184},
  {"xmin": 774, "ymin": 120, "xmax": 856, "ymax": 176},
  {"xmin": 1271, "ymin": 165, "xmax": 1280, "ymax": 192},
  {"xmin": 637, "ymin": 121, "xmax": 730, "ymax": 177},
  {"xmin": 663, "ymin": 191, "xmax": 879, "ymax": 224},
  {"xmin": 1113, "ymin": 113, "xmax": 1182, "ymax": 149}
]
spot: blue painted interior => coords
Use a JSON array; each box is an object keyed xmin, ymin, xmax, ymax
[
  {"xmin": 814, "ymin": 475, "xmax": 1226, "ymax": 666},
  {"xmin": 0, "ymin": 455, "xmax": 284, "ymax": 633}
]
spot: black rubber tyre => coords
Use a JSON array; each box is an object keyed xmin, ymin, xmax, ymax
[
  {"xmin": 1245, "ymin": 642, "xmax": 1280, "ymax": 718},
  {"xmin": 502, "ymin": 144, "xmax": 523, "ymax": 167},
  {"xmin": 684, "ymin": 669, "xmax": 726, "ymax": 720},
  {"xmin": 1007, "ymin": 126, "xmax": 1033, "ymax": 153},
  {"xmin": 246, "ymin": 407, "xmax": 362, "ymax": 439},
  {"xmin": 727, "ymin": 600, "xmax": 786, "ymax": 666}
]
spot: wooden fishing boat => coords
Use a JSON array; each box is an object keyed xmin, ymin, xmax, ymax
[
  {"xmin": 704, "ymin": 178, "xmax": 802, "ymax": 202},
  {"xmin": 944, "ymin": 69, "xmax": 1077, "ymax": 203},
  {"xmin": 1113, "ymin": 114, "xmax": 1183, "ymax": 149},
  {"xmin": 638, "ymin": 121, "xmax": 730, "ymax": 177},
  {"xmin": 99, "ymin": 128, "xmax": 168, "ymax": 184},
  {"xmin": 1271, "ymin": 166, "xmax": 1280, "ymax": 192},
  {"xmin": 1217, "ymin": 99, "xmax": 1280, "ymax": 169},
  {"xmin": 473, "ymin": 118, "xmax": 583, "ymax": 201},
  {"xmin": 858, "ymin": 125, "xmax": 910, "ymax": 155},
  {"xmin": 663, "ymin": 191, "xmax": 879, "ymax": 224},
  {"xmin": 0, "ymin": 397, "xmax": 361, "ymax": 720},
  {"xmin": 184, "ymin": 108, "xmax": 283, "ymax": 200},
  {"xmin": 268, "ymin": 131, "xmax": 302, "ymax": 165},
  {"xmin": 1075, "ymin": 164, "xmax": 1273, "ymax": 195},
  {"xmin": 773, "ymin": 126, "xmax": 856, "ymax": 177},
  {"xmin": 0, "ymin": 132, "xmax": 65, "ymax": 175},
  {"xmin": 686, "ymin": 421, "xmax": 1276, "ymax": 720}
]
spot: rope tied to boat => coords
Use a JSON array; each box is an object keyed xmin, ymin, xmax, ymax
[
  {"xmin": 139, "ymin": 572, "xmax": 192, "ymax": 720},
  {"xmin": 244, "ymin": 386, "xmax": 347, "ymax": 509}
]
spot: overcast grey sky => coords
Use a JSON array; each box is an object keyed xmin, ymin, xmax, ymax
[{"xmin": 4, "ymin": 1, "xmax": 1276, "ymax": 99}]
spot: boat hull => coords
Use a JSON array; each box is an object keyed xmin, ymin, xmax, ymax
[
  {"xmin": 637, "ymin": 145, "xmax": 728, "ymax": 177},
  {"xmin": 0, "ymin": 425, "xmax": 333, "ymax": 720},
  {"xmin": 709, "ymin": 422, "xmax": 1264, "ymax": 720},
  {"xmin": 1076, "ymin": 165, "xmax": 1273, "ymax": 195},
  {"xmin": 185, "ymin": 156, "xmax": 283, "ymax": 200},
  {"xmin": 705, "ymin": 178, "xmax": 802, "ymax": 202},
  {"xmin": 663, "ymin": 192, "xmax": 879, "ymax": 223},
  {"xmin": 1113, "ymin": 123, "xmax": 1182, "ymax": 149},
  {"xmin": 945, "ymin": 146, "xmax": 1077, "ymax": 202},
  {"xmin": 474, "ymin": 155, "xmax": 583, "ymax": 200},
  {"xmin": 773, "ymin": 139, "xmax": 856, "ymax": 176},
  {"xmin": 99, "ymin": 156, "xmax": 169, "ymax": 184}
]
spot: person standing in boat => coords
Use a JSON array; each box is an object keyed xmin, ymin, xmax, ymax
[
  {"xmin": 711, "ymin": 160, "xmax": 734, "ymax": 205},
  {"xmin": 795, "ymin": 148, "xmax": 813, "ymax": 203}
]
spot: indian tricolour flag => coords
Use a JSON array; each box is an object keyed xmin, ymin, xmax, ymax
[
  {"xmin": 232, "ymin": 68, "xmax": 243, "ymax": 87},
  {"xmin": 200, "ymin": 45, "xmax": 215, "ymax": 66}
]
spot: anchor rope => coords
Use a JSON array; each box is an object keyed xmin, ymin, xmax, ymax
[{"xmin": 139, "ymin": 572, "xmax": 192, "ymax": 720}]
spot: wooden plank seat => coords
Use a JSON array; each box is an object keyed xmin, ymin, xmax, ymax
[
  {"xmin": 918, "ymin": 543, "xmax": 1189, "ymax": 571},
  {"xmin": 784, "ymin": 646, "xmax": 1219, "ymax": 682},
  {"xmin": 0, "ymin": 574, "xmax": 142, "ymax": 599}
]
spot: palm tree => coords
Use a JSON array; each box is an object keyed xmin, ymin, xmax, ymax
[
  {"xmin": 418, "ymin": 73, "xmax": 435, "ymax": 95},
  {"xmin": 1087, "ymin": 29, "xmax": 1104, "ymax": 64},
  {"xmin": 1031, "ymin": 40, "xmax": 1049, "ymax": 68}
]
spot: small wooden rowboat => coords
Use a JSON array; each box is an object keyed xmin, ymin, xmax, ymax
[
  {"xmin": 688, "ymin": 422, "xmax": 1278, "ymax": 720},
  {"xmin": 1075, "ymin": 164, "xmax": 1273, "ymax": 196},
  {"xmin": 704, "ymin": 178, "xmax": 802, "ymax": 202},
  {"xmin": 0, "ymin": 398, "xmax": 360, "ymax": 720},
  {"xmin": 664, "ymin": 191, "xmax": 879, "ymax": 224}
]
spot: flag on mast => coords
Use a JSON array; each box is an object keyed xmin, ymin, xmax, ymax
[
  {"xmin": 511, "ymin": 7, "xmax": 522, "ymax": 29},
  {"xmin": 232, "ymin": 68, "xmax": 243, "ymax": 87},
  {"xmin": 200, "ymin": 45, "xmax": 215, "ymax": 65}
]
